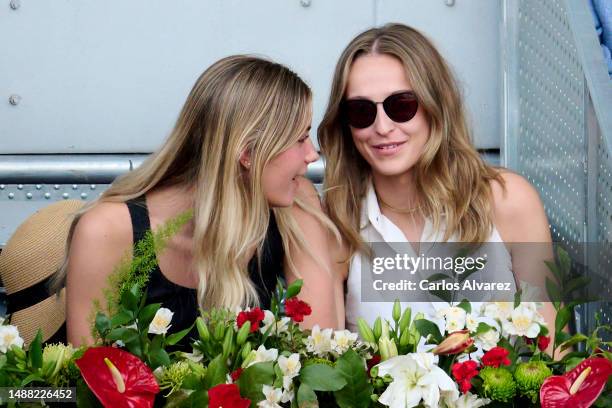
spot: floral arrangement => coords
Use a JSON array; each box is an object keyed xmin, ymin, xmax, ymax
[{"xmin": 0, "ymin": 219, "xmax": 611, "ymax": 408}]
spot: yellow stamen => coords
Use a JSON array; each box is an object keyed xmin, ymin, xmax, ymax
[
  {"xmin": 569, "ymin": 366, "xmax": 592, "ymax": 395},
  {"xmin": 104, "ymin": 357, "xmax": 126, "ymax": 393}
]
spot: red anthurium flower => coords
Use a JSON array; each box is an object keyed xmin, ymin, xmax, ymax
[
  {"xmin": 75, "ymin": 346, "xmax": 159, "ymax": 408},
  {"xmin": 208, "ymin": 383, "xmax": 251, "ymax": 408},
  {"xmin": 236, "ymin": 307, "xmax": 265, "ymax": 333},
  {"xmin": 284, "ymin": 297, "xmax": 312, "ymax": 322},
  {"xmin": 537, "ymin": 335, "xmax": 551, "ymax": 352},
  {"xmin": 481, "ymin": 346, "xmax": 511, "ymax": 368},
  {"xmin": 452, "ymin": 360, "xmax": 480, "ymax": 394},
  {"xmin": 540, "ymin": 357, "xmax": 612, "ymax": 408},
  {"xmin": 433, "ymin": 330, "xmax": 474, "ymax": 355}
]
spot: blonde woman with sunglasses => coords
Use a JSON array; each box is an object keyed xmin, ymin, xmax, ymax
[{"xmin": 319, "ymin": 24, "xmax": 556, "ymax": 342}]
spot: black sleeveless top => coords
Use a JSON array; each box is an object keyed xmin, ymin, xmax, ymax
[{"xmin": 126, "ymin": 197, "xmax": 285, "ymax": 350}]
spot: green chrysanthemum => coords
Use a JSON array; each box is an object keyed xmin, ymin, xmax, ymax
[
  {"xmin": 480, "ymin": 367, "xmax": 517, "ymax": 402},
  {"xmin": 159, "ymin": 361, "xmax": 191, "ymax": 396},
  {"xmin": 514, "ymin": 361, "xmax": 552, "ymax": 403}
]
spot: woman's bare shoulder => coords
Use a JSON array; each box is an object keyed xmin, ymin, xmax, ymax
[{"xmin": 490, "ymin": 170, "xmax": 550, "ymax": 242}]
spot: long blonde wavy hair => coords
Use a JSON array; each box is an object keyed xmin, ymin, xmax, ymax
[
  {"xmin": 318, "ymin": 24, "xmax": 504, "ymax": 258},
  {"xmin": 55, "ymin": 55, "xmax": 333, "ymax": 310}
]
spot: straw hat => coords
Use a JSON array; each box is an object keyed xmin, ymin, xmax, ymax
[{"xmin": 0, "ymin": 200, "xmax": 85, "ymax": 345}]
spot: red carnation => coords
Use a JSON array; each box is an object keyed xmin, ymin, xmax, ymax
[
  {"xmin": 537, "ymin": 335, "xmax": 551, "ymax": 351},
  {"xmin": 284, "ymin": 297, "xmax": 312, "ymax": 322},
  {"xmin": 481, "ymin": 346, "xmax": 511, "ymax": 368},
  {"xmin": 230, "ymin": 368, "xmax": 243, "ymax": 382},
  {"xmin": 366, "ymin": 355, "xmax": 381, "ymax": 378},
  {"xmin": 208, "ymin": 383, "xmax": 250, "ymax": 408},
  {"xmin": 236, "ymin": 307, "xmax": 265, "ymax": 333},
  {"xmin": 452, "ymin": 360, "xmax": 480, "ymax": 394}
]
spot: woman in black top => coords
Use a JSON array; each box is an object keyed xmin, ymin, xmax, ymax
[{"xmin": 57, "ymin": 56, "xmax": 344, "ymax": 347}]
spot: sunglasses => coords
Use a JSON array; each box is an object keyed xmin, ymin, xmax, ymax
[{"xmin": 342, "ymin": 91, "xmax": 419, "ymax": 129}]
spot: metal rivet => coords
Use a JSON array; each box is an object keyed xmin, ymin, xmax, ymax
[
  {"xmin": 8, "ymin": 94, "xmax": 21, "ymax": 105},
  {"xmin": 445, "ymin": 0, "xmax": 455, "ymax": 6},
  {"xmin": 81, "ymin": 192, "xmax": 88, "ymax": 199},
  {"xmin": 36, "ymin": 184, "xmax": 42, "ymax": 190},
  {"xmin": 44, "ymin": 192, "xmax": 51, "ymax": 199},
  {"xmin": 90, "ymin": 184, "xmax": 97, "ymax": 190},
  {"xmin": 9, "ymin": 0, "xmax": 20, "ymax": 10},
  {"xmin": 62, "ymin": 193, "xmax": 69, "ymax": 199},
  {"xmin": 26, "ymin": 192, "xmax": 32, "ymax": 199},
  {"xmin": 72, "ymin": 184, "xmax": 78, "ymax": 190},
  {"xmin": 8, "ymin": 193, "xmax": 14, "ymax": 199},
  {"xmin": 17, "ymin": 184, "xmax": 23, "ymax": 190},
  {"xmin": 300, "ymin": 0, "xmax": 311, "ymax": 6},
  {"xmin": 54, "ymin": 184, "xmax": 60, "ymax": 190}
]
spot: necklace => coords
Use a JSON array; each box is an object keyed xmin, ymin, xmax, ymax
[{"xmin": 377, "ymin": 194, "xmax": 421, "ymax": 214}]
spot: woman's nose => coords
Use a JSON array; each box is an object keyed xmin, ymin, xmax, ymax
[
  {"xmin": 304, "ymin": 138, "xmax": 319, "ymax": 163},
  {"xmin": 374, "ymin": 104, "xmax": 394, "ymax": 136}
]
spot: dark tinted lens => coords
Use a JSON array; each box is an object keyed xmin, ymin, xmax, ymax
[
  {"xmin": 344, "ymin": 99, "xmax": 377, "ymax": 129},
  {"xmin": 383, "ymin": 92, "xmax": 418, "ymax": 123}
]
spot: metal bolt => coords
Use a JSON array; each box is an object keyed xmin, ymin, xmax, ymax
[
  {"xmin": 44, "ymin": 192, "xmax": 51, "ymax": 199},
  {"xmin": 8, "ymin": 193, "xmax": 14, "ymax": 199},
  {"xmin": 9, "ymin": 94, "xmax": 21, "ymax": 106},
  {"xmin": 445, "ymin": 0, "xmax": 455, "ymax": 6},
  {"xmin": 62, "ymin": 193, "xmax": 69, "ymax": 199},
  {"xmin": 36, "ymin": 184, "xmax": 42, "ymax": 190},
  {"xmin": 26, "ymin": 192, "xmax": 32, "ymax": 199},
  {"xmin": 80, "ymin": 192, "xmax": 88, "ymax": 199},
  {"xmin": 17, "ymin": 184, "xmax": 23, "ymax": 190},
  {"xmin": 54, "ymin": 184, "xmax": 60, "ymax": 190},
  {"xmin": 72, "ymin": 184, "xmax": 78, "ymax": 190},
  {"xmin": 9, "ymin": 0, "xmax": 20, "ymax": 10},
  {"xmin": 300, "ymin": 0, "xmax": 311, "ymax": 7},
  {"xmin": 90, "ymin": 184, "xmax": 97, "ymax": 190}
]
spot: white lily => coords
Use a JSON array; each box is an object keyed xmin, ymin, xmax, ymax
[
  {"xmin": 304, "ymin": 325, "xmax": 333, "ymax": 356},
  {"xmin": 0, "ymin": 324, "xmax": 24, "ymax": 353},
  {"xmin": 481, "ymin": 302, "xmax": 513, "ymax": 321},
  {"xmin": 502, "ymin": 303, "xmax": 544, "ymax": 338},
  {"xmin": 331, "ymin": 330, "xmax": 358, "ymax": 354},
  {"xmin": 474, "ymin": 328, "xmax": 500, "ymax": 351},
  {"xmin": 376, "ymin": 353, "xmax": 459, "ymax": 408},
  {"xmin": 281, "ymin": 376, "xmax": 295, "ymax": 403},
  {"xmin": 247, "ymin": 345, "xmax": 279, "ymax": 367},
  {"xmin": 148, "ymin": 307, "xmax": 173, "ymax": 335},
  {"xmin": 277, "ymin": 353, "xmax": 301, "ymax": 378},
  {"xmin": 258, "ymin": 384, "xmax": 283, "ymax": 408},
  {"xmin": 443, "ymin": 392, "xmax": 491, "ymax": 408},
  {"xmin": 443, "ymin": 307, "xmax": 467, "ymax": 333},
  {"xmin": 259, "ymin": 310, "xmax": 290, "ymax": 335}
]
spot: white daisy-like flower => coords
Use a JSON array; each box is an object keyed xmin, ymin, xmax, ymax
[
  {"xmin": 258, "ymin": 384, "xmax": 283, "ymax": 408},
  {"xmin": 247, "ymin": 345, "xmax": 279, "ymax": 367},
  {"xmin": 304, "ymin": 325, "xmax": 333, "ymax": 357},
  {"xmin": 277, "ymin": 353, "xmax": 301, "ymax": 379},
  {"xmin": 259, "ymin": 310, "xmax": 290, "ymax": 335},
  {"xmin": 331, "ymin": 330, "xmax": 358, "ymax": 354},
  {"xmin": 0, "ymin": 324, "xmax": 24, "ymax": 353}
]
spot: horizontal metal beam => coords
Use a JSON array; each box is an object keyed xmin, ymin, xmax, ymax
[{"xmin": 0, "ymin": 154, "xmax": 326, "ymax": 184}]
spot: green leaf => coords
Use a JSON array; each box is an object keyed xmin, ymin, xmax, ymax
[
  {"xmin": 236, "ymin": 361, "xmax": 275, "ymax": 404},
  {"xmin": 149, "ymin": 347, "xmax": 171, "ymax": 369},
  {"xmin": 429, "ymin": 289, "xmax": 452, "ymax": 303},
  {"xmin": 514, "ymin": 288, "xmax": 522, "ymax": 308},
  {"xmin": 286, "ymin": 279, "xmax": 304, "ymax": 299},
  {"xmin": 297, "ymin": 383, "xmax": 318, "ymax": 408},
  {"xmin": 20, "ymin": 373, "xmax": 46, "ymax": 386},
  {"xmin": 184, "ymin": 389, "xmax": 209, "ymax": 407},
  {"xmin": 203, "ymin": 354, "xmax": 229, "ymax": 389},
  {"xmin": 106, "ymin": 327, "xmax": 139, "ymax": 344},
  {"xmin": 563, "ymin": 276, "xmax": 591, "ymax": 297},
  {"xmin": 120, "ymin": 284, "xmax": 140, "ymax": 312},
  {"xmin": 95, "ymin": 312, "xmax": 111, "ymax": 335},
  {"xmin": 458, "ymin": 265, "xmax": 482, "ymax": 283},
  {"xmin": 546, "ymin": 277, "xmax": 562, "ymax": 309},
  {"xmin": 456, "ymin": 299, "xmax": 471, "ymax": 314},
  {"xmin": 557, "ymin": 247, "xmax": 571, "ymax": 276},
  {"xmin": 559, "ymin": 334, "xmax": 589, "ymax": 351},
  {"xmin": 28, "ymin": 330, "xmax": 43, "ymax": 370},
  {"xmin": 544, "ymin": 260, "xmax": 563, "ymax": 285},
  {"xmin": 427, "ymin": 273, "xmax": 451, "ymax": 282},
  {"xmin": 137, "ymin": 303, "xmax": 162, "ymax": 330},
  {"xmin": 475, "ymin": 322, "xmax": 494, "ymax": 335},
  {"xmin": 333, "ymin": 349, "xmax": 373, "ymax": 408},
  {"xmin": 555, "ymin": 308, "xmax": 572, "ymax": 338},
  {"xmin": 110, "ymin": 310, "xmax": 134, "ymax": 327},
  {"xmin": 76, "ymin": 378, "xmax": 104, "ymax": 407},
  {"xmin": 166, "ymin": 324, "xmax": 195, "ymax": 346},
  {"xmin": 415, "ymin": 319, "xmax": 443, "ymax": 343},
  {"xmin": 300, "ymin": 363, "xmax": 346, "ymax": 392}
]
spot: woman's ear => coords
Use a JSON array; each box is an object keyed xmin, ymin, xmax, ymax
[{"xmin": 239, "ymin": 149, "xmax": 252, "ymax": 170}]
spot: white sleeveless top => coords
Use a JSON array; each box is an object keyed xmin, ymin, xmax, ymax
[{"xmin": 345, "ymin": 182, "xmax": 516, "ymax": 333}]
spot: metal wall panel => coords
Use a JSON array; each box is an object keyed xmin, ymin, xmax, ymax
[{"xmin": 1, "ymin": 0, "xmax": 501, "ymax": 154}]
